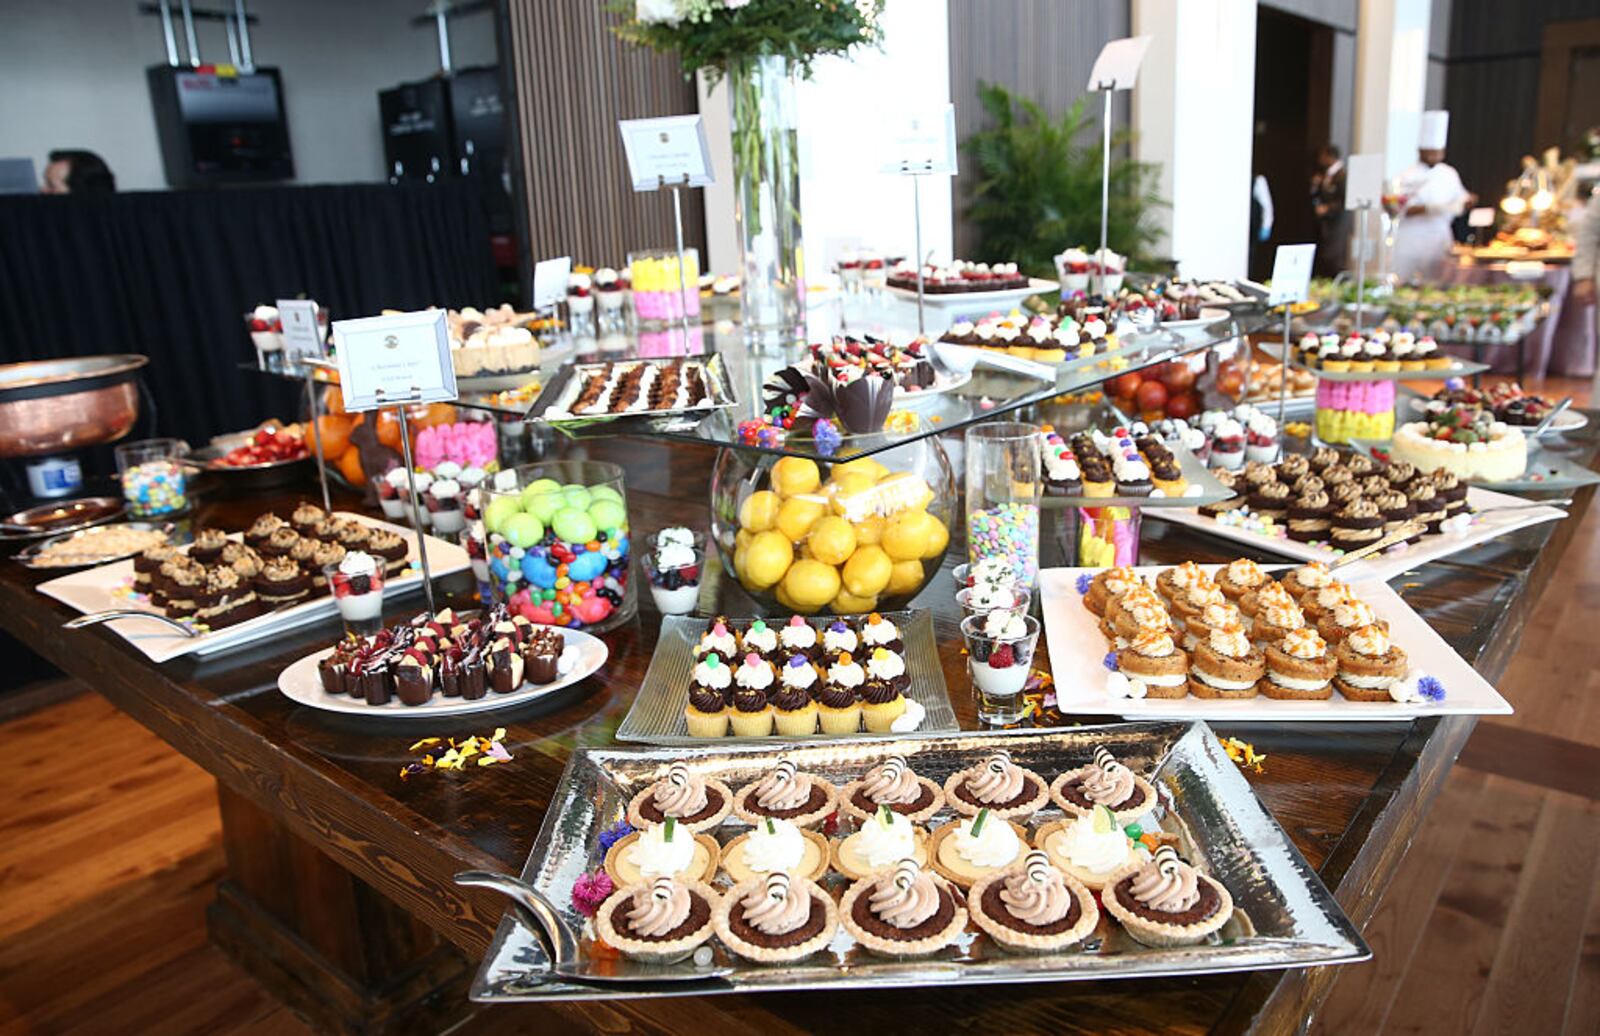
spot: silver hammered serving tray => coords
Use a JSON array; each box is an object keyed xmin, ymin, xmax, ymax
[
  {"xmin": 468, "ymin": 722, "xmax": 1368, "ymax": 1002},
  {"xmin": 615, "ymin": 610, "xmax": 959, "ymax": 744}
]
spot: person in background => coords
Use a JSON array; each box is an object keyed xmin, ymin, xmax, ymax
[
  {"xmin": 40, "ymin": 150, "xmax": 116, "ymax": 195},
  {"xmin": 1311, "ymin": 144, "xmax": 1349, "ymax": 276},
  {"xmin": 1573, "ymin": 188, "xmax": 1598, "ymax": 308},
  {"xmin": 1392, "ymin": 111, "xmax": 1471, "ymax": 281}
]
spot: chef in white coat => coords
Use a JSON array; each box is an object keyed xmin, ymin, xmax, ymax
[{"xmin": 1392, "ymin": 111, "xmax": 1472, "ymax": 281}]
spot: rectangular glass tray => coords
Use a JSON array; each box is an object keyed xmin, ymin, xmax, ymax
[
  {"xmin": 468, "ymin": 722, "xmax": 1369, "ymax": 1002},
  {"xmin": 615, "ymin": 610, "xmax": 958, "ymax": 744},
  {"xmin": 1258, "ymin": 341, "xmax": 1488, "ymax": 382},
  {"xmin": 1348, "ymin": 439, "xmax": 1600, "ymax": 494},
  {"xmin": 1038, "ymin": 444, "xmax": 1234, "ymax": 510}
]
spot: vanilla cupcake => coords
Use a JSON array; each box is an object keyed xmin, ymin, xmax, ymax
[
  {"xmin": 816, "ymin": 651, "xmax": 865, "ymax": 734},
  {"xmin": 771, "ymin": 654, "xmax": 821, "ymax": 736},
  {"xmin": 1262, "ymin": 627, "xmax": 1336, "ymax": 700},
  {"xmin": 729, "ymin": 652, "xmax": 778, "ymax": 736}
]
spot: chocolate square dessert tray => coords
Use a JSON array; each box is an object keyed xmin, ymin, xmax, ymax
[
  {"xmin": 525, "ymin": 355, "xmax": 738, "ymax": 426},
  {"xmin": 468, "ymin": 723, "xmax": 1367, "ymax": 1002}
]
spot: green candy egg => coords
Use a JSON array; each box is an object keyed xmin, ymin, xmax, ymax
[
  {"xmin": 483, "ymin": 496, "xmax": 522, "ymax": 535},
  {"xmin": 587, "ymin": 485, "xmax": 623, "ymax": 506},
  {"xmin": 587, "ymin": 499, "xmax": 626, "ymax": 531},
  {"xmin": 501, "ymin": 512, "xmax": 545, "ymax": 548},
  {"xmin": 519, "ymin": 477, "xmax": 562, "ymax": 509},
  {"xmin": 561, "ymin": 484, "xmax": 593, "ymax": 511},
  {"xmin": 551, "ymin": 507, "xmax": 597, "ymax": 545}
]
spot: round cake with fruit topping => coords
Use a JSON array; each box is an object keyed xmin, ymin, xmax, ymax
[{"xmin": 1389, "ymin": 408, "xmax": 1527, "ymax": 483}]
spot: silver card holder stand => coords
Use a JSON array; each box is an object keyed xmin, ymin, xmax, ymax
[
  {"xmin": 372, "ymin": 383, "xmax": 436, "ymax": 614},
  {"xmin": 891, "ymin": 159, "xmax": 935, "ymax": 336}
]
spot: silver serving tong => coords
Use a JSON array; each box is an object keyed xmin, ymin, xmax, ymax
[
  {"xmin": 1529, "ymin": 396, "xmax": 1573, "ymax": 438},
  {"xmin": 63, "ymin": 610, "xmax": 200, "ymax": 637},
  {"xmin": 455, "ymin": 870, "xmax": 733, "ymax": 986},
  {"xmin": 1329, "ymin": 521, "xmax": 1425, "ymax": 570}
]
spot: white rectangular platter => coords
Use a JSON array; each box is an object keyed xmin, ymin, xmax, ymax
[
  {"xmin": 38, "ymin": 511, "xmax": 469, "ymax": 662},
  {"xmin": 1152, "ymin": 485, "xmax": 1566, "ymax": 583},
  {"xmin": 1039, "ymin": 563, "xmax": 1512, "ymax": 721}
]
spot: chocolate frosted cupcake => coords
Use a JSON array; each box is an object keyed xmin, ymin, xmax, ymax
[
  {"xmin": 839, "ymin": 755, "xmax": 944, "ymax": 823},
  {"xmin": 1286, "ymin": 489, "xmax": 1334, "ymax": 543},
  {"xmin": 596, "ymin": 876, "xmax": 719, "ymax": 964},
  {"xmin": 189, "ymin": 528, "xmax": 229, "ymax": 566},
  {"xmin": 968, "ymin": 850, "xmax": 1099, "ymax": 953},
  {"xmin": 1050, "ymin": 746, "xmax": 1157, "ymax": 823},
  {"xmin": 943, "ymin": 750, "xmax": 1049, "ymax": 821},
  {"xmin": 1331, "ymin": 498, "xmax": 1384, "ymax": 549},
  {"xmin": 839, "ymin": 859, "xmax": 967, "ymax": 958},
  {"xmin": 733, "ymin": 759, "xmax": 838, "ymax": 829},
  {"xmin": 714, "ymin": 873, "xmax": 838, "ymax": 964},
  {"xmin": 1103, "ymin": 846, "xmax": 1233, "ymax": 947},
  {"xmin": 626, "ymin": 761, "xmax": 734, "ymax": 833}
]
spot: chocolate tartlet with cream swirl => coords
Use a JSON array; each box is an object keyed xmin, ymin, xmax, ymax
[
  {"xmin": 1103, "ymin": 846, "xmax": 1233, "ymax": 948},
  {"xmin": 732, "ymin": 759, "xmax": 838, "ymax": 829},
  {"xmin": 713, "ymin": 872, "xmax": 838, "ymax": 963},
  {"xmin": 839, "ymin": 754, "xmax": 945, "ymax": 823},
  {"xmin": 595, "ymin": 875, "xmax": 720, "ymax": 963},
  {"xmin": 942, "ymin": 750, "xmax": 1049, "ymax": 821},
  {"xmin": 967, "ymin": 849, "xmax": 1099, "ymax": 953},
  {"xmin": 1049, "ymin": 745, "xmax": 1158, "ymax": 824},
  {"xmin": 625, "ymin": 762, "xmax": 734, "ymax": 833},
  {"xmin": 839, "ymin": 859, "xmax": 967, "ymax": 957}
]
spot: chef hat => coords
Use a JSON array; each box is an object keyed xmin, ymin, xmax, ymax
[{"xmin": 1418, "ymin": 111, "xmax": 1449, "ymax": 150}]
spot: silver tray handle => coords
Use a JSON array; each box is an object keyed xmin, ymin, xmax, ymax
[{"xmin": 456, "ymin": 871, "xmax": 578, "ymax": 972}]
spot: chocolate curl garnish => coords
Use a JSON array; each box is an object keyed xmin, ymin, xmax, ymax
[
  {"xmin": 1093, "ymin": 745, "xmax": 1125, "ymax": 774},
  {"xmin": 1154, "ymin": 845, "xmax": 1181, "ymax": 876},
  {"xmin": 795, "ymin": 367, "xmax": 895, "ymax": 434},
  {"xmin": 667, "ymin": 762, "xmax": 690, "ymax": 787},
  {"xmin": 765, "ymin": 872, "xmax": 790, "ymax": 902},
  {"xmin": 773, "ymin": 760, "xmax": 796, "ymax": 784},
  {"xmin": 651, "ymin": 876, "xmax": 675, "ymax": 900},
  {"xmin": 1025, "ymin": 850, "xmax": 1053, "ymax": 885},
  {"xmin": 893, "ymin": 858, "xmax": 920, "ymax": 890},
  {"xmin": 986, "ymin": 751, "xmax": 1012, "ymax": 774},
  {"xmin": 881, "ymin": 755, "xmax": 906, "ymax": 781}
]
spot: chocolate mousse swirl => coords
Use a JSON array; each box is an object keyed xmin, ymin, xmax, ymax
[
  {"xmin": 861, "ymin": 681, "xmax": 900, "ymax": 705},
  {"xmin": 1129, "ymin": 847, "xmax": 1202, "ymax": 913},
  {"xmin": 869, "ymin": 860, "xmax": 940, "ymax": 929},
  {"xmin": 687, "ymin": 687, "xmax": 725, "ymax": 713},
  {"xmin": 966, "ymin": 752, "xmax": 1025, "ymax": 804},
  {"xmin": 816, "ymin": 685, "xmax": 857, "ymax": 709},
  {"xmin": 1000, "ymin": 851, "xmax": 1072, "ymax": 925},
  {"xmin": 628, "ymin": 877, "xmax": 692, "ymax": 938},
  {"xmin": 652, "ymin": 762, "xmax": 707, "ymax": 817},
  {"xmin": 740, "ymin": 873, "xmax": 809, "ymax": 936},
  {"xmin": 754, "ymin": 761, "xmax": 809, "ymax": 811},
  {"xmin": 1080, "ymin": 746, "xmax": 1136, "ymax": 806},
  {"xmin": 733, "ymin": 688, "xmax": 769, "ymax": 714},
  {"xmin": 861, "ymin": 756, "xmax": 920, "ymax": 805},
  {"xmin": 769, "ymin": 686, "xmax": 810, "ymax": 712}
]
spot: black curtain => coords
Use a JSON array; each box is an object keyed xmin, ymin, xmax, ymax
[{"xmin": 0, "ymin": 182, "xmax": 502, "ymax": 449}]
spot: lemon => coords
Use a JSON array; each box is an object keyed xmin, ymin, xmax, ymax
[
  {"xmin": 773, "ymin": 579, "xmax": 799, "ymax": 611},
  {"xmin": 830, "ymin": 588, "xmax": 878, "ymax": 614},
  {"xmin": 782, "ymin": 559, "xmax": 841, "ymax": 611},
  {"xmin": 832, "ymin": 456, "xmax": 889, "ymax": 483},
  {"xmin": 734, "ymin": 528, "xmax": 753, "ymax": 554},
  {"xmin": 807, "ymin": 515, "xmax": 857, "ymax": 566},
  {"xmin": 828, "ymin": 469, "xmax": 879, "ymax": 500},
  {"xmin": 769, "ymin": 456, "xmax": 821, "ymax": 497},
  {"xmin": 841, "ymin": 545, "xmax": 893, "ymax": 598},
  {"xmin": 921, "ymin": 514, "xmax": 950, "ymax": 559},
  {"xmin": 743, "ymin": 530, "xmax": 793, "ymax": 589},
  {"xmin": 886, "ymin": 558, "xmax": 926, "ymax": 596},
  {"xmin": 738, "ymin": 490, "xmax": 781, "ymax": 532},
  {"xmin": 853, "ymin": 514, "xmax": 885, "ymax": 546},
  {"xmin": 882, "ymin": 510, "xmax": 935, "ymax": 562},
  {"xmin": 776, "ymin": 495, "xmax": 827, "ymax": 542}
]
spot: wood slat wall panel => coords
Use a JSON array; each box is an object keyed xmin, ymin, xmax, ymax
[
  {"xmin": 947, "ymin": 0, "xmax": 1130, "ymax": 259},
  {"xmin": 501, "ymin": 0, "xmax": 706, "ymax": 278}
]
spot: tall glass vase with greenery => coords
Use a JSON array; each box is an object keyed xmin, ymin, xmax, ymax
[
  {"xmin": 614, "ymin": 0, "xmax": 884, "ymax": 342},
  {"xmin": 964, "ymin": 82, "xmax": 1166, "ymax": 278}
]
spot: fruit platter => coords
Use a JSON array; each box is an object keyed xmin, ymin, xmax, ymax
[{"xmin": 189, "ymin": 422, "xmax": 313, "ymax": 489}]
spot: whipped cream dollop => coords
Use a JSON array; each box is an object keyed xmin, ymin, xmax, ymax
[
  {"xmin": 779, "ymin": 616, "xmax": 817, "ymax": 651},
  {"xmin": 693, "ymin": 653, "xmax": 732, "ymax": 691},
  {"xmin": 828, "ymin": 652, "xmax": 865, "ymax": 689},
  {"xmin": 866, "ymin": 648, "xmax": 905, "ymax": 681},
  {"xmin": 742, "ymin": 817, "xmax": 805, "ymax": 874},
  {"xmin": 983, "ymin": 609, "xmax": 1028, "ymax": 640},
  {"xmin": 735, "ymin": 654, "xmax": 775, "ymax": 691},
  {"xmin": 854, "ymin": 807, "xmax": 916, "ymax": 868},
  {"xmin": 1049, "ymin": 811, "xmax": 1135, "ymax": 876},
  {"xmin": 860, "ymin": 613, "xmax": 899, "ymax": 646},
  {"xmin": 1347, "ymin": 624, "xmax": 1391, "ymax": 657},
  {"xmin": 822, "ymin": 622, "xmax": 858, "ymax": 655},
  {"xmin": 338, "ymin": 551, "xmax": 378, "ymax": 579},
  {"xmin": 1209, "ymin": 624, "xmax": 1252, "ymax": 658},
  {"xmin": 625, "ymin": 821, "xmax": 696, "ymax": 877},
  {"xmin": 951, "ymin": 811, "xmax": 1020, "ymax": 867},
  {"xmin": 780, "ymin": 655, "xmax": 817, "ymax": 690},
  {"xmin": 742, "ymin": 620, "xmax": 778, "ymax": 654},
  {"xmin": 1130, "ymin": 630, "xmax": 1175, "ymax": 657},
  {"xmin": 1280, "ymin": 627, "xmax": 1326, "ymax": 660},
  {"xmin": 699, "ymin": 622, "xmax": 738, "ymax": 656},
  {"xmin": 627, "ymin": 877, "xmax": 692, "ymax": 936}
]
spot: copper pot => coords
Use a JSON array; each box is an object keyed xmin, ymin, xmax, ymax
[{"xmin": 0, "ymin": 355, "xmax": 149, "ymax": 459}]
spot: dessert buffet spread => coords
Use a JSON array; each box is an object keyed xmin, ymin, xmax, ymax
[
  {"xmin": 1292, "ymin": 331, "xmax": 1452, "ymax": 373},
  {"xmin": 616, "ymin": 610, "xmax": 957, "ymax": 744},
  {"xmin": 1039, "ymin": 564, "xmax": 1512, "ymax": 720},
  {"xmin": 470, "ymin": 726, "xmax": 1367, "ymax": 998}
]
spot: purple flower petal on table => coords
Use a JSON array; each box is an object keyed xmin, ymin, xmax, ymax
[
  {"xmin": 597, "ymin": 820, "xmax": 635, "ymax": 854},
  {"xmin": 1102, "ymin": 651, "xmax": 1119, "ymax": 672},
  {"xmin": 1076, "ymin": 573, "xmax": 1094, "ymax": 595},
  {"xmin": 1418, "ymin": 676, "xmax": 1445, "ymax": 702}
]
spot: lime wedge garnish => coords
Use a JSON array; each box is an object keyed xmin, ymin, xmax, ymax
[{"xmin": 1091, "ymin": 804, "xmax": 1116, "ymax": 835}]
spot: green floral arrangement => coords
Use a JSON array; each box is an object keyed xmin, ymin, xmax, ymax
[{"xmin": 613, "ymin": 0, "xmax": 885, "ymax": 83}]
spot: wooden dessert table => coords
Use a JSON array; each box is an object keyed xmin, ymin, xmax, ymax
[{"xmin": 2, "ymin": 429, "xmax": 1594, "ymax": 1036}]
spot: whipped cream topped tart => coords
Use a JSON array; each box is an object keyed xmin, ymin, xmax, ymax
[
  {"xmin": 625, "ymin": 762, "xmax": 734, "ymax": 833},
  {"xmin": 1049, "ymin": 746, "xmax": 1158, "ymax": 824},
  {"xmin": 927, "ymin": 808, "xmax": 1030, "ymax": 888},
  {"xmin": 942, "ymin": 751, "xmax": 1049, "ymax": 820},
  {"xmin": 732, "ymin": 759, "xmax": 838, "ymax": 828},
  {"xmin": 719, "ymin": 816, "xmax": 831, "ymax": 884},
  {"xmin": 1034, "ymin": 804, "xmax": 1156, "ymax": 891},
  {"xmin": 595, "ymin": 875, "xmax": 720, "ymax": 963},
  {"xmin": 968, "ymin": 850, "xmax": 1100, "ymax": 953},
  {"xmin": 839, "ymin": 859, "xmax": 968, "ymax": 957},
  {"xmin": 1102, "ymin": 846, "xmax": 1234, "ymax": 948},
  {"xmin": 831, "ymin": 804, "xmax": 930, "ymax": 881},
  {"xmin": 838, "ymin": 754, "xmax": 944, "ymax": 824},
  {"xmin": 603, "ymin": 817, "xmax": 721, "ymax": 887},
  {"xmin": 713, "ymin": 872, "xmax": 839, "ymax": 964}
]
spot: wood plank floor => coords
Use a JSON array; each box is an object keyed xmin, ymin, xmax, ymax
[{"xmin": 0, "ymin": 374, "xmax": 1595, "ymax": 1036}]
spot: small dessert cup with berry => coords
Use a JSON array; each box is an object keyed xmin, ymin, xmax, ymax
[
  {"xmin": 325, "ymin": 551, "xmax": 386, "ymax": 637},
  {"xmin": 960, "ymin": 611, "xmax": 1040, "ymax": 726},
  {"xmin": 643, "ymin": 527, "xmax": 703, "ymax": 616}
]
